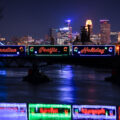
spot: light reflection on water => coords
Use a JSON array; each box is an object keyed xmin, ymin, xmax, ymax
[
  {"xmin": 57, "ymin": 65, "xmax": 76, "ymax": 103},
  {"xmin": 0, "ymin": 69, "xmax": 7, "ymax": 101},
  {"xmin": 0, "ymin": 64, "xmax": 120, "ymax": 105},
  {"xmin": 0, "ymin": 70, "xmax": 6, "ymax": 76}
]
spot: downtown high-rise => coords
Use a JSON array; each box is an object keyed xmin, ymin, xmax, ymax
[{"xmin": 100, "ymin": 20, "xmax": 111, "ymax": 44}]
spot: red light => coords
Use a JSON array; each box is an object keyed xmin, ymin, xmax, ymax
[
  {"xmin": 39, "ymin": 108, "xmax": 58, "ymax": 114},
  {"xmin": 64, "ymin": 109, "xmax": 68, "ymax": 115},
  {"xmin": 81, "ymin": 108, "xmax": 106, "ymax": 115},
  {"xmin": 0, "ymin": 48, "xmax": 17, "ymax": 52},
  {"xmin": 39, "ymin": 47, "xmax": 58, "ymax": 54},
  {"xmin": 81, "ymin": 47, "xmax": 105, "ymax": 54}
]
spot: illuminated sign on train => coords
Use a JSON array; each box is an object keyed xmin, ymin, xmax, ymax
[
  {"xmin": 0, "ymin": 46, "xmax": 25, "ymax": 57},
  {"xmin": 73, "ymin": 45, "xmax": 115, "ymax": 56},
  {"xmin": 72, "ymin": 105, "xmax": 116, "ymax": 120},
  {"xmin": 29, "ymin": 104, "xmax": 71, "ymax": 120},
  {"xmin": 28, "ymin": 45, "xmax": 70, "ymax": 56},
  {"xmin": 0, "ymin": 103, "xmax": 27, "ymax": 120}
]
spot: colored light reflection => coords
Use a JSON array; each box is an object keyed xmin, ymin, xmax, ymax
[
  {"xmin": 58, "ymin": 65, "xmax": 76, "ymax": 103},
  {"xmin": 0, "ymin": 70, "xmax": 6, "ymax": 76},
  {"xmin": 29, "ymin": 104, "xmax": 71, "ymax": 120},
  {"xmin": 0, "ymin": 103, "xmax": 27, "ymax": 120},
  {"xmin": 72, "ymin": 105, "xmax": 116, "ymax": 120},
  {"xmin": 0, "ymin": 70, "xmax": 7, "ymax": 101}
]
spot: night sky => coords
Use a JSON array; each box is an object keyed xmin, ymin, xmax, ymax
[{"xmin": 0, "ymin": 0, "xmax": 120, "ymax": 39}]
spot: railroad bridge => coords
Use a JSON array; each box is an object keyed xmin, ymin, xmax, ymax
[{"xmin": 0, "ymin": 56, "xmax": 119, "ymax": 68}]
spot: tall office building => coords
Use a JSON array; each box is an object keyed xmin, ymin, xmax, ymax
[
  {"xmin": 85, "ymin": 19, "xmax": 93, "ymax": 34},
  {"xmin": 57, "ymin": 26, "xmax": 72, "ymax": 45},
  {"xmin": 100, "ymin": 20, "xmax": 111, "ymax": 44},
  {"xmin": 56, "ymin": 20, "xmax": 73, "ymax": 45}
]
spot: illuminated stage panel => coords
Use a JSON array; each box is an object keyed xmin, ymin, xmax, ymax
[
  {"xmin": 72, "ymin": 105, "xmax": 117, "ymax": 120},
  {"xmin": 0, "ymin": 46, "xmax": 26, "ymax": 57},
  {"xmin": 0, "ymin": 103, "xmax": 27, "ymax": 120},
  {"xmin": 73, "ymin": 45, "xmax": 115, "ymax": 56},
  {"xmin": 28, "ymin": 45, "xmax": 70, "ymax": 56},
  {"xmin": 29, "ymin": 104, "xmax": 71, "ymax": 120}
]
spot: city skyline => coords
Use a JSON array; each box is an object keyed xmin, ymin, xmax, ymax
[{"xmin": 0, "ymin": 0, "xmax": 120, "ymax": 39}]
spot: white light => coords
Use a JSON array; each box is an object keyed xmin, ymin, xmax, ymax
[
  {"xmin": 60, "ymin": 27, "xmax": 69, "ymax": 31},
  {"xmin": 17, "ymin": 52, "xmax": 19, "ymax": 55},
  {"xmin": 35, "ymin": 51, "xmax": 37, "ymax": 54}
]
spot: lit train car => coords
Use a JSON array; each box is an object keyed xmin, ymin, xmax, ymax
[
  {"xmin": 28, "ymin": 45, "xmax": 70, "ymax": 56},
  {"xmin": 0, "ymin": 45, "xmax": 120, "ymax": 57},
  {"xmin": 72, "ymin": 45, "xmax": 116, "ymax": 56},
  {"xmin": 0, "ymin": 45, "xmax": 26, "ymax": 57}
]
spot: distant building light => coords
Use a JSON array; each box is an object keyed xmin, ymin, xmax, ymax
[
  {"xmin": 100, "ymin": 19, "xmax": 109, "ymax": 23},
  {"xmin": 60, "ymin": 27, "xmax": 69, "ymax": 31},
  {"xmin": 66, "ymin": 20, "xmax": 71, "ymax": 23},
  {"xmin": 0, "ymin": 38, "xmax": 6, "ymax": 41}
]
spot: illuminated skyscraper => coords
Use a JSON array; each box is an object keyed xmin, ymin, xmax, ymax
[
  {"xmin": 65, "ymin": 19, "xmax": 72, "ymax": 39},
  {"xmin": 85, "ymin": 19, "xmax": 93, "ymax": 34},
  {"xmin": 57, "ymin": 26, "xmax": 72, "ymax": 45},
  {"xmin": 56, "ymin": 20, "xmax": 73, "ymax": 45},
  {"xmin": 100, "ymin": 20, "xmax": 111, "ymax": 44}
]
